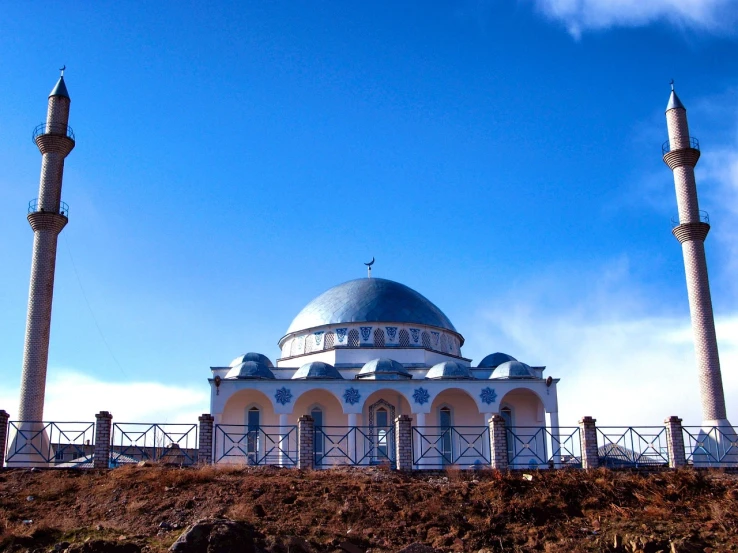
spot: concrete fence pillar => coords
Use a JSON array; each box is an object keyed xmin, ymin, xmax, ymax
[
  {"xmin": 93, "ymin": 411, "xmax": 113, "ymax": 469},
  {"xmin": 395, "ymin": 415, "xmax": 413, "ymax": 471},
  {"xmin": 198, "ymin": 414, "xmax": 214, "ymax": 464},
  {"xmin": 0, "ymin": 410, "xmax": 9, "ymax": 468},
  {"xmin": 489, "ymin": 414, "xmax": 509, "ymax": 470},
  {"xmin": 579, "ymin": 416, "xmax": 599, "ymax": 469},
  {"xmin": 664, "ymin": 416, "xmax": 687, "ymax": 468},
  {"xmin": 297, "ymin": 415, "xmax": 314, "ymax": 470}
]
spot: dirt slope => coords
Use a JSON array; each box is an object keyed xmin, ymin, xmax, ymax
[{"xmin": 1, "ymin": 465, "xmax": 737, "ymax": 552}]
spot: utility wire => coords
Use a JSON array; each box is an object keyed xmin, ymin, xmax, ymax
[{"xmin": 62, "ymin": 233, "xmax": 128, "ymax": 378}]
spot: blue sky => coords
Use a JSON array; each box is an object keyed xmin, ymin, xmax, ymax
[{"xmin": 1, "ymin": 1, "xmax": 737, "ymax": 425}]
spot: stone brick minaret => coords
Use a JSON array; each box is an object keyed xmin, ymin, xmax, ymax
[
  {"xmin": 17, "ymin": 69, "xmax": 75, "ymax": 422},
  {"xmin": 663, "ymin": 84, "xmax": 730, "ymax": 426}
]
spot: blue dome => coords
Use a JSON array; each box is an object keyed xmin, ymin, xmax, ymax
[
  {"xmin": 478, "ymin": 352, "xmax": 517, "ymax": 369},
  {"xmin": 358, "ymin": 358, "xmax": 412, "ymax": 380},
  {"xmin": 230, "ymin": 352, "xmax": 274, "ymax": 368},
  {"xmin": 292, "ymin": 361, "xmax": 343, "ymax": 380},
  {"xmin": 285, "ymin": 278, "xmax": 457, "ymax": 335},
  {"xmin": 225, "ymin": 361, "xmax": 276, "ymax": 380},
  {"xmin": 426, "ymin": 361, "xmax": 473, "ymax": 380},
  {"xmin": 490, "ymin": 360, "xmax": 535, "ymax": 379}
]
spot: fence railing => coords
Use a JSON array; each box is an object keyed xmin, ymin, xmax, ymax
[
  {"xmin": 683, "ymin": 426, "xmax": 738, "ymax": 467},
  {"xmin": 507, "ymin": 426, "xmax": 582, "ymax": 469},
  {"xmin": 4, "ymin": 421, "xmax": 95, "ymax": 467},
  {"xmin": 315, "ymin": 426, "xmax": 395, "ymax": 466},
  {"xmin": 111, "ymin": 423, "xmax": 198, "ymax": 466},
  {"xmin": 413, "ymin": 426, "xmax": 490, "ymax": 468},
  {"xmin": 596, "ymin": 427, "xmax": 669, "ymax": 468},
  {"xmin": 33, "ymin": 122, "xmax": 75, "ymax": 142},
  {"xmin": 213, "ymin": 425, "xmax": 297, "ymax": 466}
]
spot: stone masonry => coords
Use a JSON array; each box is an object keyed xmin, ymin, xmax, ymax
[
  {"xmin": 298, "ymin": 415, "xmax": 314, "ymax": 470},
  {"xmin": 18, "ymin": 74, "xmax": 75, "ymax": 423},
  {"xmin": 394, "ymin": 415, "xmax": 413, "ymax": 471},
  {"xmin": 93, "ymin": 411, "xmax": 113, "ymax": 469},
  {"xmin": 664, "ymin": 89, "xmax": 728, "ymax": 423},
  {"xmin": 489, "ymin": 414, "xmax": 508, "ymax": 470},
  {"xmin": 664, "ymin": 416, "xmax": 687, "ymax": 468},
  {"xmin": 579, "ymin": 416, "xmax": 599, "ymax": 469},
  {"xmin": 198, "ymin": 414, "xmax": 214, "ymax": 464},
  {"xmin": 0, "ymin": 410, "xmax": 9, "ymax": 468}
]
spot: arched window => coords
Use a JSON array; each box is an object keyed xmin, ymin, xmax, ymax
[
  {"xmin": 348, "ymin": 329, "xmax": 359, "ymax": 348},
  {"xmin": 247, "ymin": 407, "xmax": 260, "ymax": 461},
  {"xmin": 399, "ymin": 329, "xmax": 410, "ymax": 347},
  {"xmin": 421, "ymin": 331, "xmax": 431, "ymax": 349},
  {"xmin": 375, "ymin": 407, "xmax": 389, "ymax": 461},
  {"xmin": 440, "ymin": 406, "xmax": 452, "ymax": 464},
  {"xmin": 373, "ymin": 328, "xmax": 385, "ymax": 347},
  {"xmin": 311, "ymin": 407, "xmax": 324, "ymax": 465}
]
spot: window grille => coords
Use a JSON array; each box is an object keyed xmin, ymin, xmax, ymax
[
  {"xmin": 324, "ymin": 331, "xmax": 334, "ymax": 349},
  {"xmin": 421, "ymin": 331, "xmax": 431, "ymax": 349},
  {"xmin": 305, "ymin": 336, "xmax": 314, "ymax": 353},
  {"xmin": 440, "ymin": 334, "xmax": 448, "ymax": 352},
  {"xmin": 291, "ymin": 336, "xmax": 303, "ymax": 357},
  {"xmin": 399, "ymin": 329, "xmax": 410, "ymax": 347},
  {"xmin": 373, "ymin": 328, "xmax": 385, "ymax": 347},
  {"xmin": 282, "ymin": 339, "xmax": 292, "ymax": 357},
  {"xmin": 348, "ymin": 329, "xmax": 359, "ymax": 348}
]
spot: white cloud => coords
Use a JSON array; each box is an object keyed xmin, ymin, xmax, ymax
[
  {"xmin": 0, "ymin": 370, "xmax": 209, "ymax": 424},
  {"xmin": 529, "ymin": 0, "xmax": 738, "ymax": 38}
]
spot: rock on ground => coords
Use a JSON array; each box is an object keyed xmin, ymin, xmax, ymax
[{"xmin": 169, "ymin": 518, "xmax": 256, "ymax": 553}]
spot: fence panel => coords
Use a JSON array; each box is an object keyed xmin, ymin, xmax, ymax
[
  {"xmin": 682, "ymin": 426, "xmax": 738, "ymax": 467},
  {"xmin": 507, "ymin": 426, "xmax": 582, "ymax": 469},
  {"xmin": 315, "ymin": 426, "xmax": 394, "ymax": 466},
  {"xmin": 213, "ymin": 425, "xmax": 297, "ymax": 466},
  {"xmin": 5, "ymin": 421, "xmax": 95, "ymax": 467},
  {"xmin": 413, "ymin": 426, "xmax": 489, "ymax": 468},
  {"xmin": 596, "ymin": 427, "xmax": 668, "ymax": 468},
  {"xmin": 111, "ymin": 423, "xmax": 198, "ymax": 466}
]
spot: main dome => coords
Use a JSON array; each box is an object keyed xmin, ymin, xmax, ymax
[{"xmin": 285, "ymin": 278, "xmax": 457, "ymax": 335}]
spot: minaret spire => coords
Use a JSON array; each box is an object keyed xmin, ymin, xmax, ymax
[
  {"xmin": 18, "ymin": 71, "xmax": 75, "ymax": 424},
  {"xmin": 662, "ymin": 84, "xmax": 730, "ymax": 426}
]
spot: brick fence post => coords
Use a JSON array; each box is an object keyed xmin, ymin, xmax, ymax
[
  {"xmin": 489, "ymin": 415, "xmax": 509, "ymax": 470},
  {"xmin": 297, "ymin": 415, "xmax": 314, "ymax": 470},
  {"xmin": 93, "ymin": 411, "xmax": 113, "ymax": 469},
  {"xmin": 395, "ymin": 415, "xmax": 413, "ymax": 471},
  {"xmin": 579, "ymin": 416, "xmax": 599, "ymax": 469},
  {"xmin": 198, "ymin": 414, "xmax": 214, "ymax": 464},
  {"xmin": 664, "ymin": 416, "xmax": 686, "ymax": 468},
  {"xmin": 0, "ymin": 410, "xmax": 9, "ymax": 468}
]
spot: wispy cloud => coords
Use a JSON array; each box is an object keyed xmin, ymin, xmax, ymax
[
  {"xmin": 528, "ymin": 0, "xmax": 738, "ymax": 38},
  {"xmin": 0, "ymin": 370, "xmax": 209, "ymax": 424}
]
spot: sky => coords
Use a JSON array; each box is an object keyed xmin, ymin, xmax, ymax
[{"xmin": 1, "ymin": 1, "xmax": 737, "ymax": 427}]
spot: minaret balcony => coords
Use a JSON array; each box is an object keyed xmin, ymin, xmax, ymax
[
  {"xmin": 32, "ymin": 123, "xmax": 75, "ymax": 143},
  {"xmin": 32, "ymin": 123, "xmax": 75, "ymax": 155},
  {"xmin": 28, "ymin": 198, "xmax": 69, "ymax": 218},
  {"xmin": 662, "ymin": 136, "xmax": 699, "ymax": 155},
  {"xmin": 671, "ymin": 210, "xmax": 709, "ymax": 227}
]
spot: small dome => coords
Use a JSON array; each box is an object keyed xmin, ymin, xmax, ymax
[
  {"xmin": 292, "ymin": 361, "xmax": 343, "ymax": 380},
  {"xmin": 490, "ymin": 360, "xmax": 536, "ymax": 379},
  {"xmin": 478, "ymin": 352, "xmax": 517, "ymax": 369},
  {"xmin": 225, "ymin": 361, "xmax": 276, "ymax": 380},
  {"xmin": 358, "ymin": 358, "xmax": 412, "ymax": 380},
  {"xmin": 229, "ymin": 353, "xmax": 274, "ymax": 368},
  {"xmin": 426, "ymin": 361, "xmax": 473, "ymax": 380}
]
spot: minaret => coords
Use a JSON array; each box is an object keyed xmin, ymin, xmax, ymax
[
  {"xmin": 17, "ymin": 69, "xmax": 75, "ymax": 422},
  {"xmin": 663, "ymin": 84, "xmax": 730, "ymax": 426}
]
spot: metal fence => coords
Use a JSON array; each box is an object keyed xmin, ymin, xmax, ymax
[
  {"xmin": 213, "ymin": 425, "xmax": 297, "ymax": 466},
  {"xmin": 4, "ymin": 421, "xmax": 95, "ymax": 467},
  {"xmin": 596, "ymin": 427, "xmax": 669, "ymax": 468},
  {"xmin": 683, "ymin": 426, "xmax": 738, "ymax": 467},
  {"xmin": 413, "ymin": 426, "xmax": 490, "ymax": 468},
  {"xmin": 507, "ymin": 426, "xmax": 582, "ymax": 469},
  {"xmin": 111, "ymin": 423, "xmax": 198, "ymax": 466},
  {"xmin": 315, "ymin": 426, "xmax": 395, "ymax": 466}
]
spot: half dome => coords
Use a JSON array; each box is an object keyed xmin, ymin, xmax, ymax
[
  {"xmin": 426, "ymin": 361, "xmax": 473, "ymax": 380},
  {"xmin": 285, "ymin": 278, "xmax": 457, "ymax": 335},
  {"xmin": 490, "ymin": 360, "xmax": 535, "ymax": 379},
  {"xmin": 478, "ymin": 352, "xmax": 517, "ymax": 369},
  {"xmin": 292, "ymin": 361, "xmax": 343, "ymax": 380},
  {"xmin": 229, "ymin": 352, "xmax": 274, "ymax": 368},
  {"xmin": 225, "ymin": 360, "xmax": 276, "ymax": 380},
  {"xmin": 358, "ymin": 358, "xmax": 412, "ymax": 380}
]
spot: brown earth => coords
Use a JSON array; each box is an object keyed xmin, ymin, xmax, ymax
[{"xmin": 1, "ymin": 465, "xmax": 737, "ymax": 553}]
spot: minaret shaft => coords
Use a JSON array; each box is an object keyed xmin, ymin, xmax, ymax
[
  {"xmin": 18, "ymin": 78, "xmax": 73, "ymax": 422},
  {"xmin": 664, "ymin": 90, "xmax": 728, "ymax": 424}
]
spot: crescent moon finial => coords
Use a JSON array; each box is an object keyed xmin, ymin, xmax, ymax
[
  {"xmin": 60, "ymin": 65, "xmax": 66, "ymax": 77},
  {"xmin": 364, "ymin": 257, "xmax": 375, "ymax": 267}
]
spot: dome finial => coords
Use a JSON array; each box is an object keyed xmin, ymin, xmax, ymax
[
  {"xmin": 60, "ymin": 65, "xmax": 66, "ymax": 77},
  {"xmin": 670, "ymin": 78, "xmax": 674, "ymax": 91},
  {"xmin": 666, "ymin": 80, "xmax": 684, "ymax": 112},
  {"xmin": 364, "ymin": 257, "xmax": 375, "ymax": 278}
]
